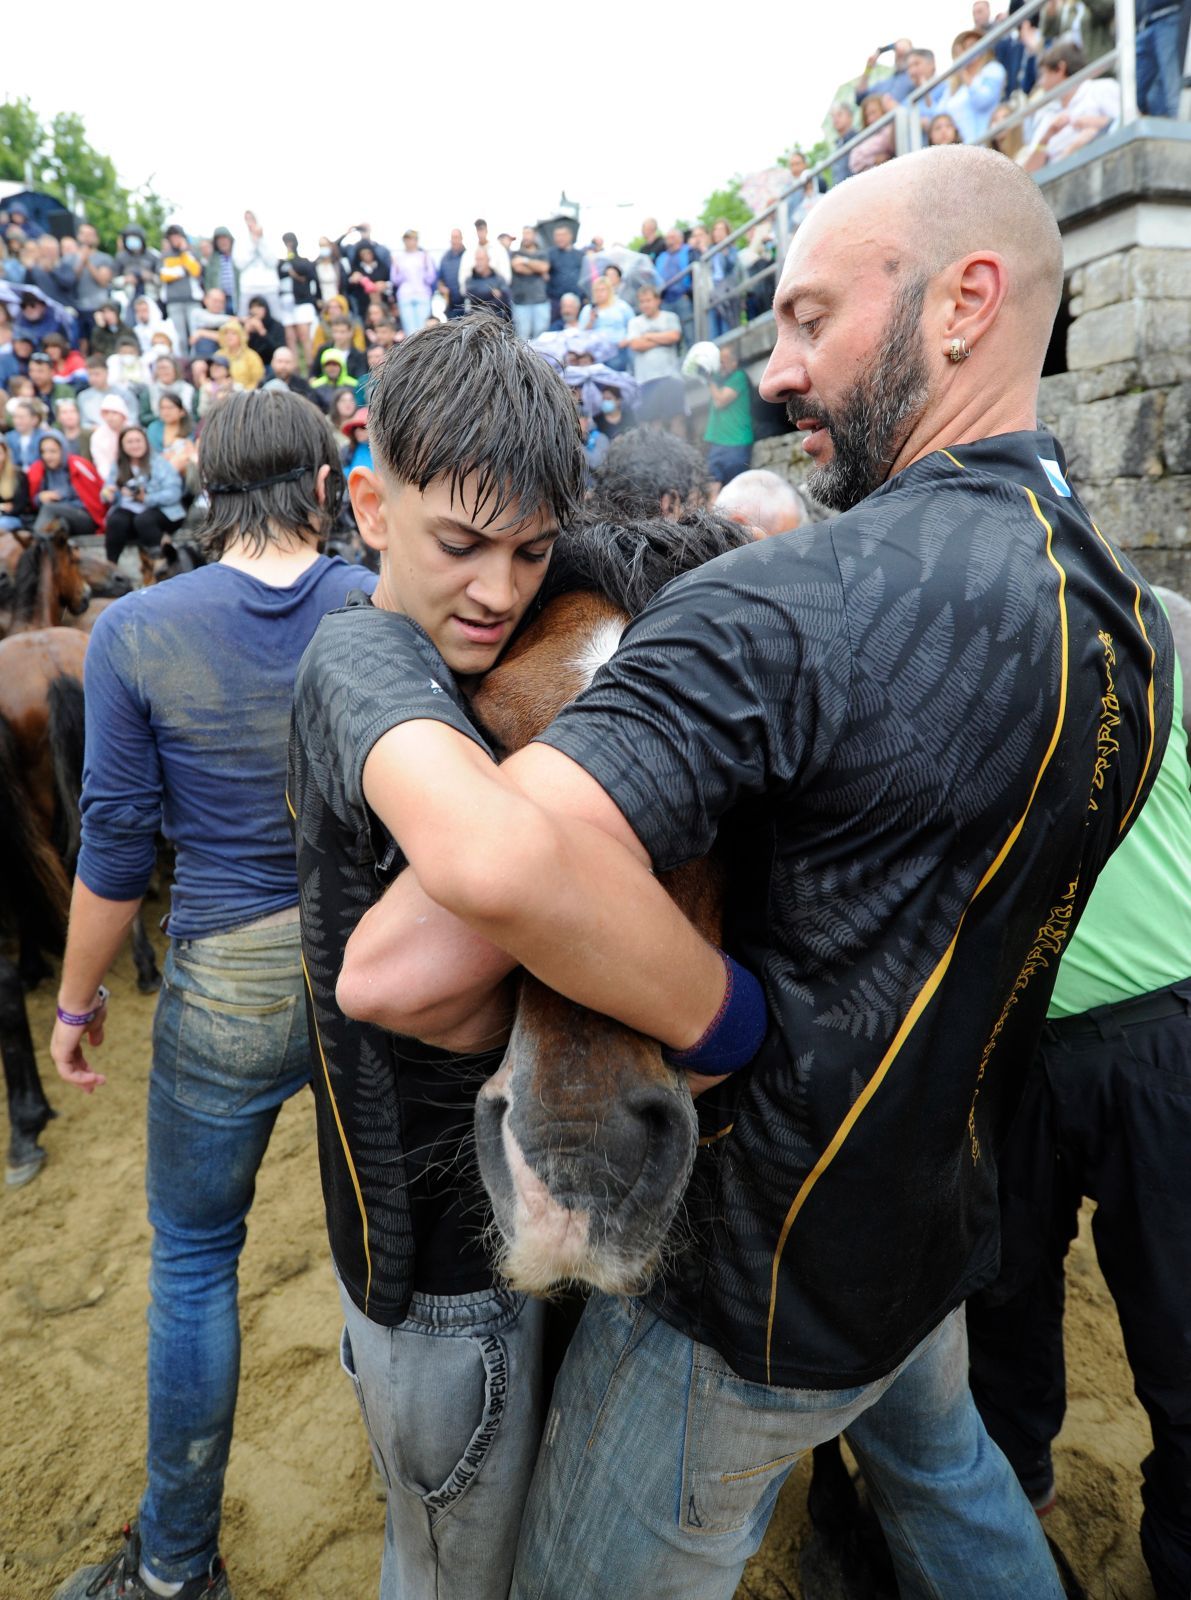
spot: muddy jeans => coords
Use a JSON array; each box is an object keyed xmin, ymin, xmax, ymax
[
  {"xmin": 510, "ymin": 1294, "xmax": 1063, "ymax": 1600},
  {"xmin": 338, "ymin": 1281, "xmax": 546, "ymax": 1600},
  {"xmin": 140, "ymin": 919, "xmax": 311, "ymax": 1584}
]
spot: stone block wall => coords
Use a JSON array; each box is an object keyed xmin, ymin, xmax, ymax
[{"xmin": 1040, "ymin": 246, "xmax": 1191, "ymax": 593}]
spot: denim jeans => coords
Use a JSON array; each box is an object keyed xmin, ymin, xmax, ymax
[
  {"xmin": 706, "ymin": 444, "xmax": 753, "ymax": 487},
  {"xmin": 510, "ymin": 1294, "xmax": 1063, "ymax": 1600},
  {"xmin": 512, "ymin": 302, "xmax": 550, "ymax": 342},
  {"xmin": 399, "ymin": 296, "xmax": 432, "ymax": 335},
  {"xmin": 140, "ymin": 918, "xmax": 312, "ymax": 1584},
  {"xmin": 339, "ymin": 1281, "xmax": 546, "ymax": 1600},
  {"xmin": 1137, "ymin": 12, "xmax": 1185, "ymax": 118}
]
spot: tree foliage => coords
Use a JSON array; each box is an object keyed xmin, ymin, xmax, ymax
[
  {"xmin": 698, "ymin": 178, "xmax": 753, "ymax": 233},
  {"xmin": 0, "ymin": 97, "xmax": 173, "ymax": 251}
]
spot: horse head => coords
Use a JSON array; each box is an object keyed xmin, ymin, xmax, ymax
[
  {"xmin": 76, "ymin": 550, "xmax": 133, "ymax": 599},
  {"xmin": 468, "ymin": 511, "xmax": 750, "ymax": 1294},
  {"xmin": 13, "ymin": 525, "xmax": 90, "ymax": 625}
]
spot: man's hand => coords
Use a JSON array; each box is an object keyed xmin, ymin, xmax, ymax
[{"xmin": 51, "ymin": 997, "xmax": 109, "ymax": 1093}]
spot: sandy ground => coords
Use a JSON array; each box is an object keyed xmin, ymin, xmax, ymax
[{"xmin": 1, "ymin": 926, "xmax": 1156, "ymax": 1600}]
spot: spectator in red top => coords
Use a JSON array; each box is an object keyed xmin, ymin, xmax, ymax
[{"xmin": 27, "ymin": 430, "xmax": 107, "ymax": 536}]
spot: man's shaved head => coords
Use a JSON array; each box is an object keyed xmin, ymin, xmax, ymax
[
  {"xmin": 799, "ymin": 144, "xmax": 1063, "ymax": 334},
  {"xmin": 715, "ymin": 470, "xmax": 806, "ymax": 537},
  {"xmin": 762, "ymin": 147, "xmax": 1065, "ymax": 511}
]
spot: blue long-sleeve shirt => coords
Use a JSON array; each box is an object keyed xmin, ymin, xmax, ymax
[{"xmin": 79, "ymin": 555, "xmax": 377, "ymax": 938}]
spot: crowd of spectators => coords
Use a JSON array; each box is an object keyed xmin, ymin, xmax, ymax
[{"xmin": 0, "ymin": 0, "xmax": 1185, "ymax": 553}]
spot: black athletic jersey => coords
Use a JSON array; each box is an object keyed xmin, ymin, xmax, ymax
[
  {"xmin": 288, "ymin": 594, "xmax": 498, "ymax": 1324},
  {"xmin": 539, "ymin": 431, "xmax": 1172, "ymax": 1389}
]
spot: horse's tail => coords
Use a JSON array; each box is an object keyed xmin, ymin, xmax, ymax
[
  {"xmin": 47, "ymin": 673, "xmax": 86, "ymax": 870},
  {"xmin": 0, "ymin": 710, "xmax": 71, "ymax": 953}
]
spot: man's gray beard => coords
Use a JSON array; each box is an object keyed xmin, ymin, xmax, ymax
[{"xmin": 801, "ymin": 275, "xmax": 933, "ymax": 514}]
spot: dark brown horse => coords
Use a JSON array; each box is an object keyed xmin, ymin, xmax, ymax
[
  {"xmin": 0, "ymin": 627, "xmax": 88, "ymax": 1184},
  {"xmin": 468, "ymin": 513, "xmax": 746, "ymax": 1292},
  {"xmin": 0, "ymin": 522, "xmax": 91, "ymax": 638},
  {"xmin": 0, "ymin": 620, "xmax": 161, "ymax": 1185}
]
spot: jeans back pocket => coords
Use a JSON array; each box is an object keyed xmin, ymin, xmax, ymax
[{"xmin": 162, "ymin": 976, "xmax": 299, "ymax": 1116}]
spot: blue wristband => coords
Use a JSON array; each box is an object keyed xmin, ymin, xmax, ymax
[{"xmin": 663, "ymin": 952, "xmax": 767, "ymax": 1075}]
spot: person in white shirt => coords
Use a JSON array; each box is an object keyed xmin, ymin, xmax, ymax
[
  {"xmin": 623, "ymin": 284, "xmax": 685, "ymax": 433},
  {"xmin": 1022, "ymin": 40, "xmax": 1120, "ymax": 171},
  {"xmin": 459, "ymin": 218, "xmax": 512, "ymax": 287},
  {"xmin": 233, "ymin": 211, "xmax": 283, "ymax": 319}
]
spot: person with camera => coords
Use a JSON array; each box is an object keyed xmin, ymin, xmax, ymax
[{"xmin": 100, "ymin": 423, "xmax": 185, "ymax": 563}]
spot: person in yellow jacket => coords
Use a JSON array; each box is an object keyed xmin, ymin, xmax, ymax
[
  {"xmin": 160, "ymin": 225, "xmax": 203, "ymax": 349},
  {"xmin": 217, "ymin": 319, "xmax": 265, "ymax": 391}
]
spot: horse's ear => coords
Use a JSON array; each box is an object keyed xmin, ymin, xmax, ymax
[
  {"xmin": 11, "ymin": 527, "xmax": 33, "ymax": 549},
  {"xmin": 47, "ymin": 519, "xmax": 70, "ymax": 545}
]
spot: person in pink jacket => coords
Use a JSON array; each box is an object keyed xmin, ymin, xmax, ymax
[{"xmin": 389, "ymin": 230, "xmax": 439, "ymax": 335}]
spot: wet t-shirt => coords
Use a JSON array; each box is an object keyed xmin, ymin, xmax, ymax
[
  {"xmin": 289, "ymin": 595, "xmax": 498, "ymax": 1323},
  {"xmin": 79, "ymin": 556, "xmax": 375, "ymax": 937},
  {"xmin": 539, "ymin": 432, "xmax": 1172, "ymax": 1388}
]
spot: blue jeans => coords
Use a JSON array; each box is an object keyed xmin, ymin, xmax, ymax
[
  {"xmin": 399, "ymin": 296, "xmax": 431, "ymax": 335},
  {"xmin": 706, "ymin": 443, "xmax": 753, "ymax": 486},
  {"xmin": 339, "ymin": 1281, "xmax": 546, "ymax": 1600},
  {"xmin": 140, "ymin": 918, "xmax": 312, "ymax": 1584},
  {"xmin": 1137, "ymin": 12, "xmax": 1185, "ymax": 118},
  {"xmin": 0, "ymin": 513, "xmax": 21, "ymax": 531},
  {"xmin": 513, "ymin": 302, "xmax": 550, "ymax": 342},
  {"xmin": 510, "ymin": 1294, "xmax": 1063, "ymax": 1600}
]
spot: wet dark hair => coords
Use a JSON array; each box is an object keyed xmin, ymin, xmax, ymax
[
  {"xmin": 198, "ymin": 388, "xmax": 345, "ymax": 557},
  {"xmin": 367, "ymin": 312, "xmax": 583, "ymax": 531},
  {"xmin": 537, "ymin": 508, "xmax": 751, "ymax": 618},
  {"xmin": 590, "ymin": 430, "xmax": 708, "ymax": 520}
]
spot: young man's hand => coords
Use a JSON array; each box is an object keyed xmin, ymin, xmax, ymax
[{"xmin": 51, "ymin": 998, "xmax": 109, "ymax": 1093}]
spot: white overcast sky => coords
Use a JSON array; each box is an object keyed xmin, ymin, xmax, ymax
[{"xmin": 3, "ymin": 0, "xmax": 973, "ymax": 252}]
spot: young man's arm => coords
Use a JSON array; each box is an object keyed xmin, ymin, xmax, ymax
[
  {"xmin": 50, "ymin": 880, "xmax": 144, "ymax": 1091},
  {"xmin": 342, "ymin": 722, "xmax": 727, "ymax": 1051}
]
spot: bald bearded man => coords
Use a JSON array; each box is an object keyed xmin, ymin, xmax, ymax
[{"xmin": 334, "ymin": 147, "xmax": 1173, "ymax": 1599}]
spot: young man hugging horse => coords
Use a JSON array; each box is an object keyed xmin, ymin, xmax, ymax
[{"xmin": 287, "ymin": 314, "xmax": 583, "ymax": 1600}]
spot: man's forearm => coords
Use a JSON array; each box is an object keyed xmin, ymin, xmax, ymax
[
  {"xmin": 58, "ymin": 878, "xmax": 144, "ymax": 1010},
  {"xmin": 421, "ymin": 795, "xmax": 726, "ymax": 1052}
]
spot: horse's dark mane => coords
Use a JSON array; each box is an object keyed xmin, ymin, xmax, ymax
[
  {"xmin": 540, "ymin": 509, "xmax": 752, "ymax": 620},
  {"xmin": 11, "ymin": 536, "xmax": 47, "ymax": 621}
]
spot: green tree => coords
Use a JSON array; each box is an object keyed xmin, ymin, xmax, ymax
[
  {"xmin": 0, "ymin": 98, "xmax": 44, "ymax": 184},
  {"xmin": 0, "ymin": 97, "xmax": 173, "ymax": 251},
  {"xmin": 698, "ymin": 179, "xmax": 752, "ymax": 233}
]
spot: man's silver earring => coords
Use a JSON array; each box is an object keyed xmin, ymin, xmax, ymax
[{"xmin": 948, "ymin": 336, "xmax": 970, "ymax": 363}]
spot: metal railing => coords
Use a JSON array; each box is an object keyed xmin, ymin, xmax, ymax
[{"xmin": 655, "ymin": 0, "xmax": 1140, "ymax": 345}]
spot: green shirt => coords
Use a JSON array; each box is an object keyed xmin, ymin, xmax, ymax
[
  {"xmin": 1049, "ymin": 658, "xmax": 1191, "ymax": 1017},
  {"xmin": 703, "ymin": 370, "xmax": 754, "ymax": 448}
]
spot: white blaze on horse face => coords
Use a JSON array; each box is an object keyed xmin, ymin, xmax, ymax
[
  {"xmin": 570, "ymin": 617, "xmax": 625, "ymax": 691},
  {"xmin": 500, "ymin": 1106, "xmax": 593, "ymax": 1276}
]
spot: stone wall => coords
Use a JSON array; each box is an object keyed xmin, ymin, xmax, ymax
[{"xmin": 1039, "ymin": 246, "xmax": 1191, "ymax": 592}]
